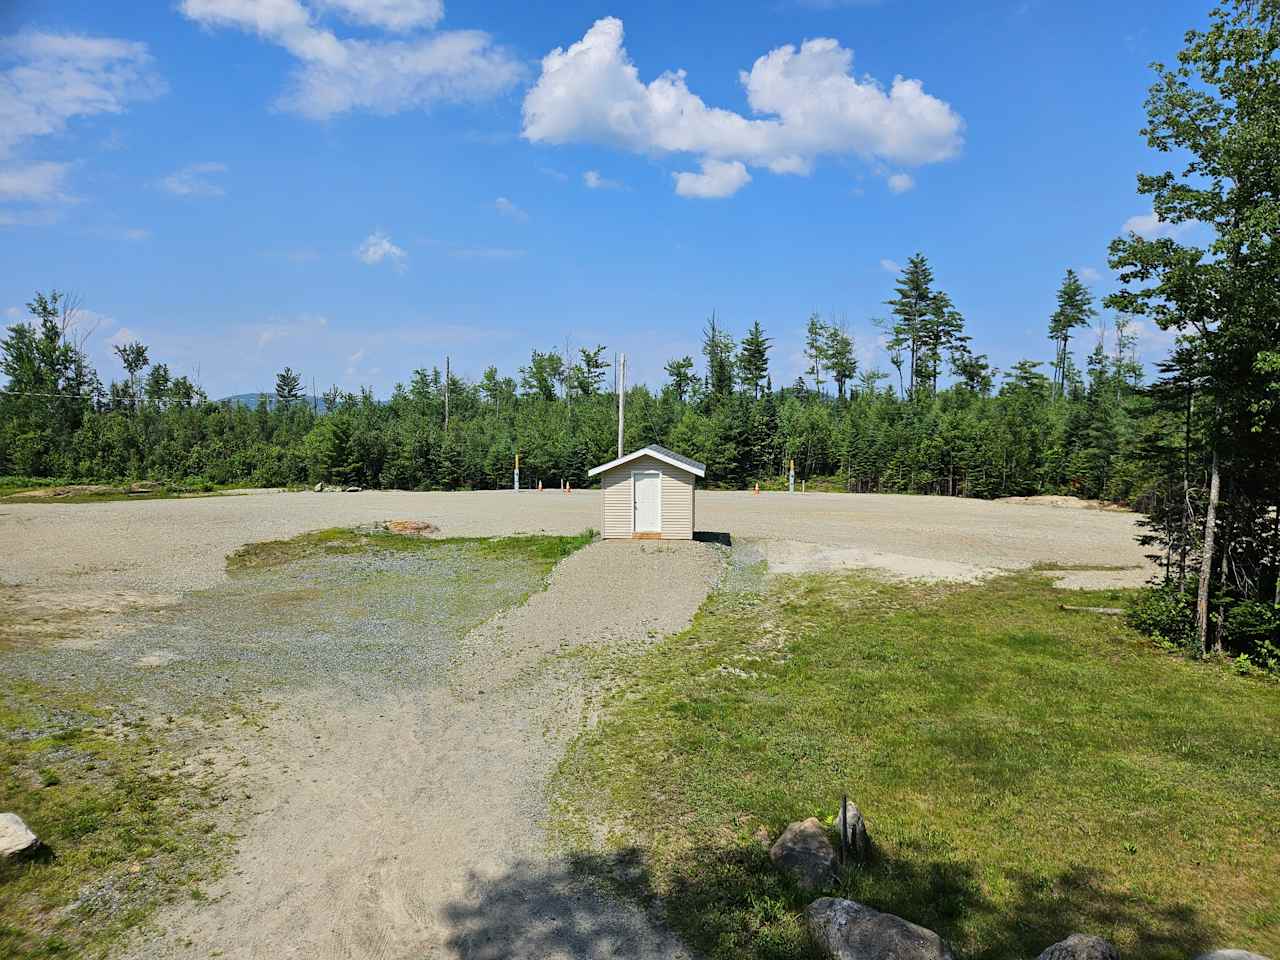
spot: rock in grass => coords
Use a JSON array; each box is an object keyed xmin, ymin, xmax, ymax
[
  {"xmin": 806, "ymin": 897, "xmax": 955, "ymax": 960},
  {"xmin": 1036, "ymin": 934, "xmax": 1120, "ymax": 960},
  {"xmin": 313, "ymin": 482, "xmax": 324, "ymax": 492},
  {"xmin": 0, "ymin": 813, "xmax": 40, "ymax": 860},
  {"xmin": 834, "ymin": 801, "xmax": 871, "ymax": 863},
  {"xmin": 769, "ymin": 818, "xmax": 836, "ymax": 890},
  {"xmin": 1195, "ymin": 952, "xmax": 1272, "ymax": 960}
]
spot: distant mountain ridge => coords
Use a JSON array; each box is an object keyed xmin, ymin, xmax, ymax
[{"xmin": 217, "ymin": 393, "xmax": 325, "ymax": 412}]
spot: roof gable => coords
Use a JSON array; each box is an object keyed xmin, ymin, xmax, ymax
[{"xmin": 587, "ymin": 444, "xmax": 706, "ymax": 478}]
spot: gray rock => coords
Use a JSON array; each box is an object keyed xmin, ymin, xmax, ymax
[
  {"xmin": 344, "ymin": 486, "xmax": 362, "ymax": 493},
  {"xmin": 806, "ymin": 897, "xmax": 955, "ymax": 960},
  {"xmin": 313, "ymin": 482, "xmax": 324, "ymax": 492},
  {"xmin": 769, "ymin": 818, "xmax": 836, "ymax": 890},
  {"xmin": 834, "ymin": 800, "xmax": 871, "ymax": 863},
  {"xmin": 1195, "ymin": 952, "xmax": 1272, "ymax": 960},
  {"xmin": 1036, "ymin": 934, "xmax": 1120, "ymax": 960},
  {"xmin": 0, "ymin": 812, "xmax": 40, "ymax": 859}
]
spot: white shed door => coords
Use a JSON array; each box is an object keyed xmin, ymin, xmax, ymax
[{"xmin": 633, "ymin": 470, "xmax": 662, "ymax": 532}]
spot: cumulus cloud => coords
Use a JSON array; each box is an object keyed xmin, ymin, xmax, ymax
[
  {"xmin": 0, "ymin": 162, "xmax": 72, "ymax": 201},
  {"xmin": 494, "ymin": 196, "xmax": 528, "ymax": 221},
  {"xmin": 179, "ymin": 0, "xmax": 522, "ymax": 119},
  {"xmin": 1078, "ymin": 266, "xmax": 1101, "ymax": 283},
  {"xmin": 673, "ymin": 159, "xmax": 751, "ymax": 199},
  {"xmin": 0, "ymin": 32, "xmax": 165, "ymax": 157},
  {"xmin": 1122, "ymin": 210, "xmax": 1193, "ymax": 240},
  {"xmin": 886, "ymin": 172, "xmax": 914, "ymax": 194},
  {"xmin": 522, "ymin": 17, "xmax": 963, "ymax": 198},
  {"xmin": 583, "ymin": 169, "xmax": 621, "ymax": 190},
  {"xmin": 159, "ymin": 161, "xmax": 228, "ymax": 196},
  {"xmin": 879, "ymin": 258, "xmax": 900, "ymax": 273},
  {"xmin": 356, "ymin": 230, "xmax": 407, "ymax": 269}
]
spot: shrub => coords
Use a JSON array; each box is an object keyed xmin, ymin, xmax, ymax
[{"xmin": 1127, "ymin": 583, "xmax": 1197, "ymax": 651}]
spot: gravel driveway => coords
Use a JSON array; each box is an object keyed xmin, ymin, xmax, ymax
[{"xmin": 83, "ymin": 537, "xmax": 723, "ymax": 960}]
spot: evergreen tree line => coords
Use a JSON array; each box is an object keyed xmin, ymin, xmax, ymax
[{"xmin": 1, "ymin": 264, "xmax": 1153, "ymax": 506}]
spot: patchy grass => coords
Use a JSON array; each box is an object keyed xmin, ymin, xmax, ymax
[
  {"xmin": 553, "ymin": 570, "xmax": 1280, "ymax": 960},
  {"xmin": 0, "ymin": 479, "xmax": 263, "ymax": 505},
  {"xmin": 0, "ymin": 681, "xmax": 231, "ymax": 960},
  {"xmin": 227, "ymin": 526, "xmax": 595, "ymax": 574}
]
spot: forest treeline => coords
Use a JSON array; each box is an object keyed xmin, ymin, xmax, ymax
[
  {"xmin": 0, "ymin": 263, "xmax": 1149, "ymax": 504},
  {"xmin": 2, "ymin": 0, "xmax": 1277, "ymax": 670}
]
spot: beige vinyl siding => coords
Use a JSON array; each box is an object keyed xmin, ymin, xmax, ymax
[{"xmin": 599, "ymin": 453, "xmax": 696, "ymax": 540}]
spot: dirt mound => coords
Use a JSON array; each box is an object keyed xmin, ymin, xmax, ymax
[
  {"xmin": 997, "ymin": 495, "xmax": 1130, "ymax": 512},
  {"xmin": 383, "ymin": 519, "xmax": 439, "ymax": 536}
]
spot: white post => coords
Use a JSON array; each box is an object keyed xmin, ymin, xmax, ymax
[
  {"xmin": 617, "ymin": 353, "xmax": 626, "ymax": 459},
  {"xmin": 513, "ymin": 453, "xmax": 520, "ymax": 492},
  {"xmin": 789, "ymin": 459, "xmax": 795, "ymax": 494}
]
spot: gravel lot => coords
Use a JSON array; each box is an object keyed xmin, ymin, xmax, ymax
[{"xmin": 0, "ymin": 488, "xmax": 1154, "ymax": 597}]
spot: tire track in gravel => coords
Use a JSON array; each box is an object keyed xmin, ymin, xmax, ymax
[{"xmin": 128, "ymin": 539, "xmax": 723, "ymax": 960}]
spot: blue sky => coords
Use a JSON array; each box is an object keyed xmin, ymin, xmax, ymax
[{"xmin": 1, "ymin": 0, "xmax": 1205, "ymax": 398}]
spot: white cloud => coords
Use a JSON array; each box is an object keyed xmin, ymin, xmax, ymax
[
  {"xmin": 450, "ymin": 245, "xmax": 525, "ymax": 259},
  {"xmin": 522, "ymin": 17, "xmax": 963, "ymax": 198},
  {"xmin": 0, "ymin": 162, "xmax": 72, "ymax": 201},
  {"xmin": 673, "ymin": 159, "xmax": 752, "ymax": 199},
  {"xmin": 159, "ymin": 161, "xmax": 228, "ymax": 196},
  {"xmin": 123, "ymin": 227, "xmax": 150, "ymax": 241},
  {"xmin": 355, "ymin": 230, "xmax": 407, "ymax": 269},
  {"xmin": 1078, "ymin": 266, "xmax": 1101, "ymax": 283},
  {"xmin": 179, "ymin": 0, "xmax": 522, "ymax": 119},
  {"xmin": 313, "ymin": 0, "xmax": 444, "ymax": 31},
  {"xmin": 0, "ymin": 32, "xmax": 165, "ymax": 157},
  {"xmin": 886, "ymin": 172, "xmax": 914, "ymax": 193},
  {"xmin": 879, "ymin": 258, "xmax": 900, "ymax": 273},
  {"xmin": 1122, "ymin": 211, "xmax": 1193, "ymax": 240},
  {"xmin": 108, "ymin": 325, "xmax": 136, "ymax": 346},
  {"xmin": 494, "ymin": 196, "xmax": 528, "ymax": 221},
  {"xmin": 583, "ymin": 169, "xmax": 622, "ymax": 190}
]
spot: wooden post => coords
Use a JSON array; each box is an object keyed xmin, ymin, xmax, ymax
[
  {"xmin": 789, "ymin": 459, "xmax": 795, "ymax": 494},
  {"xmin": 513, "ymin": 452, "xmax": 519, "ymax": 492}
]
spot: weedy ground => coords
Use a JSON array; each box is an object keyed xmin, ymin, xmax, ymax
[
  {"xmin": 552, "ymin": 568, "xmax": 1280, "ymax": 960},
  {"xmin": 0, "ymin": 528, "xmax": 592, "ymax": 959}
]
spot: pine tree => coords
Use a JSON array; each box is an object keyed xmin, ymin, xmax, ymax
[
  {"xmin": 1048, "ymin": 269, "xmax": 1096, "ymax": 399},
  {"xmin": 702, "ymin": 312, "xmax": 735, "ymax": 402},
  {"xmin": 275, "ymin": 367, "xmax": 303, "ymax": 409},
  {"xmin": 885, "ymin": 254, "xmax": 936, "ymax": 401},
  {"xmin": 736, "ymin": 320, "xmax": 771, "ymax": 399},
  {"xmin": 804, "ymin": 314, "xmax": 827, "ymax": 395}
]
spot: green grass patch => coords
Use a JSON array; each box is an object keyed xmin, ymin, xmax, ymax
[
  {"xmin": 0, "ymin": 680, "xmax": 230, "ymax": 960},
  {"xmin": 553, "ymin": 571, "xmax": 1280, "ymax": 960},
  {"xmin": 227, "ymin": 526, "xmax": 595, "ymax": 573}
]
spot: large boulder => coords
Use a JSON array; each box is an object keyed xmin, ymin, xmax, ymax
[
  {"xmin": 770, "ymin": 818, "xmax": 836, "ymax": 890},
  {"xmin": 806, "ymin": 897, "xmax": 955, "ymax": 960},
  {"xmin": 1036, "ymin": 934, "xmax": 1120, "ymax": 960},
  {"xmin": 1195, "ymin": 952, "xmax": 1272, "ymax": 960},
  {"xmin": 0, "ymin": 813, "xmax": 40, "ymax": 860},
  {"xmin": 834, "ymin": 801, "xmax": 872, "ymax": 864}
]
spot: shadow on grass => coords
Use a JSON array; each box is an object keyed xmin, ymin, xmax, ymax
[{"xmin": 441, "ymin": 844, "xmax": 1217, "ymax": 960}]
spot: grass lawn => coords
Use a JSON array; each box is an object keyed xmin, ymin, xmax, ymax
[{"xmin": 553, "ymin": 569, "xmax": 1280, "ymax": 960}]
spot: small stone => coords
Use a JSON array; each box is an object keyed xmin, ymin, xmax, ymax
[
  {"xmin": 769, "ymin": 817, "xmax": 836, "ymax": 890},
  {"xmin": 1195, "ymin": 952, "xmax": 1272, "ymax": 960},
  {"xmin": 806, "ymin": 897, "xmax": 955, "ymax": 960},
  {"xmin": 1036, "ymin": 934, "xmax": 1120, "ymax": 960},
  {"xmin": 344, "ymin": 486, "xmax": 362, "ymax": 493},
  {"xmin": 0, "ymin": 813, "xmax": 40, "ymax": 860},
  {"xmin": 313, "ymin": 482, "xmax": 323, "ymax": 492},
  {"xmin": 834, "ymin": 800, "xmax": 871, "ymax": 864}
]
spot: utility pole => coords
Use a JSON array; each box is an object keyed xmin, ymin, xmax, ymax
[
  {"xmin": 444, "ymin": 356, "xmax": 450, "ymax": 432},
  {"xmin": 616, "ymin": 352, "xmax": 626, "ymax": 458}
]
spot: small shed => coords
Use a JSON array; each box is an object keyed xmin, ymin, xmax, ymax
[{"xmin": 587, "ymin": 444, "xmax": 706, "ymax": 540}]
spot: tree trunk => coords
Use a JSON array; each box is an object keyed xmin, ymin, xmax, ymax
[{"xmin": 1195, "ymin": 447, "xmax": 1220, "ymax": 657}]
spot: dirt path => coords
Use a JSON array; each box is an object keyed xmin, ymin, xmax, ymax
[{"xmin": 126, "ymin": 540, "xmax": 722, "ymax": 960}]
